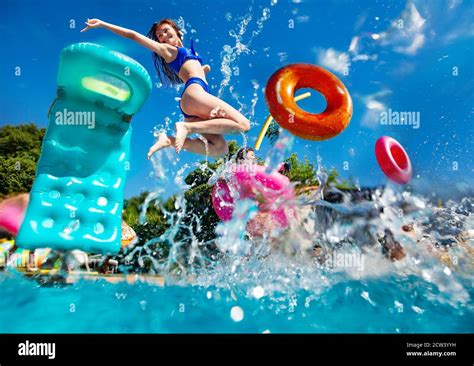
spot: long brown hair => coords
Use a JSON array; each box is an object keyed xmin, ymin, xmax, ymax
[{"xmin": 146, "ymin": 18, "xmax": 183, "ymax": 86}]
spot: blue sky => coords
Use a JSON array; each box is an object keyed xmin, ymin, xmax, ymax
[{"xmin": 1, "ymin": 0, "xmax": 473, "ymax": 198}]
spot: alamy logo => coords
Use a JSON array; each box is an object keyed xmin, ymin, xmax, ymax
[
  {"xmin": 380, "ymin": 109, "xmax": 420, "ymax": 129},
  {"xmin": 55, "ymin": 108, "xmax": 95, "ymax": 129},
  {"xmin": 18, "ymin": 340, "xmax": 56, "ymax": 359},
  {"xmin": 324, "ymin": 252, "xmax": 365, "ymax": 270}
]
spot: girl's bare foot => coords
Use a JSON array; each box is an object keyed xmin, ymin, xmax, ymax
[
  {"xmin": 174, "ymin": 122, "xmax": 190, "ymax": 154},
  {"xmin": 147, "ymin": 132, "xmax": 171, "ymax": 159}
]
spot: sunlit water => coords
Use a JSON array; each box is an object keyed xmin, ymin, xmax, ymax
[{"xmin": 1, "ymin": 3, "xmax": 473, "ymax": 334}]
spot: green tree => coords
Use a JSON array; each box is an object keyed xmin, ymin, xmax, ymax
[
  {"xmin": 0, "ymin": 124, "xmax": 45, "ymax": 197},
  {"xmin": 122, "ymin": 191, "xmax": 172, "ymax": 227},
  {"xmin": 327, "ymin": 166, "xmax": 356, "ymax": 190},
  {"xmin": 283, "ymin": 153, "xmax": 320, "ymax": 189}
]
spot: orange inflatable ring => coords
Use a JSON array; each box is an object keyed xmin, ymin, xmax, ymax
[{"xmin": 265, "ymin": 64, "xmax": 353, "ymax": 141}]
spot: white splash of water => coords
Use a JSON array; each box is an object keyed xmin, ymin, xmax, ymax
[{"xmin": 218, "ymin": 7, "xmax": 272, "ymax": 99}]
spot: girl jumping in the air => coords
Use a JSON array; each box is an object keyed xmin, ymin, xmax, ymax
[{"xmin": 81, "ymin": 18, "xmax": 250, "ymax": 158}]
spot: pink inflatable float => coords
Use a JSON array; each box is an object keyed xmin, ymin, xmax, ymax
[
  {"xmin": 375, "ymin": 136, "xmax": 412, "ymax": 184},
  {"xmin": 211, "ymin": 164, "xmax": 295, "ymax": 228},
  {"xmin": 0, "ymin": 193, "xmax": 29, "ymax": 235}
]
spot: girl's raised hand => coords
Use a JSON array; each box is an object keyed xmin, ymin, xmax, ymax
[{"xmin": 81, "ymin": 18, "xmax": 105, "ymax": 32}]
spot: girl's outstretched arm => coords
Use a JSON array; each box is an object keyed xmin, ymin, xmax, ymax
[{"xmin": 81, "ymin": 18, "xmax": 175, "ymax": 62}]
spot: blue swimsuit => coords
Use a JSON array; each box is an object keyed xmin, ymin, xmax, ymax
[{"xmin": 167, "ymin": 39, "xmax": 209, "ymax": 118}]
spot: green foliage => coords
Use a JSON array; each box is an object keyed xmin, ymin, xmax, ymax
[
  {"xmin": 183, "ymin": 183, "xmax": 220, "ymax": 242},
  {"xmin": 0, "ymin": 124, "xmax": 45, "ymax": 197},
  {"xmin": 0, "ymin": 123, "xmax": 45, "ymax": 157},
  {"xmin": 327, "ymin": 167, "xmax": 357, "ymax": 189},
  {"xmin": 184, "ymin": 162, "xmax": 219, "ymax": 187},
  {"xmin": 226, "ymin": 140, "xmax": 242, "ymax": 157},
  {"xmin": 123, "ymin": 191, "xmax": 175, "ymax": 228},
  {"xmin": 282, "ymin": 155, "xmax": 356, "ymax": 190},
  {"xmin": 283, "ymin": 153, "xmax": 320, "ymax": 188},
  {"xmin": 327, "ymin": 167, "xmax": 339, "ymax": 186},
  {"xmin": 130, "ymin": 223, "xmax": 169, "ymax": 252},
  {"xmin": 265, "ymin": 121, "xmax": 280, "ymax": 145}
]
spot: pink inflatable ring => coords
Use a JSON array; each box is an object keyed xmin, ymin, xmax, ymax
[
  {"xmin": 375, "ymin": 136, "xmax": 412, "ymax": 184},
  {"xmin": 0, "ymin": 193, "xmax": 29, "ymax": 235},
  {"xmin": 211, "ymin": 164, "xmax": 295, "ymax": 228}
]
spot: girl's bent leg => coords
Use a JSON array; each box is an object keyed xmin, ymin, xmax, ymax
[
  {"xmin": 174, "ymin": 119, "xmax": 247, "ymax": 153},
  {"xmin": 147, "ymin": 132, "xmax": 228, "ymax": 158},
  {"xmin": 176, "ymin": 87, "xmax": 251, "ymax": 153},
  {"xmin": 178, "ymin": 134, "xmax": 228, "ymax": 157}
]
